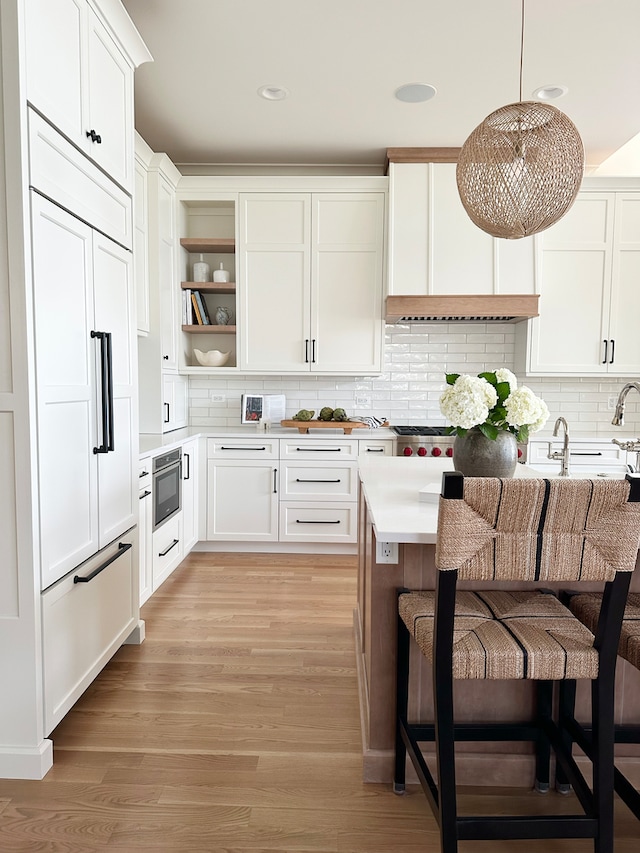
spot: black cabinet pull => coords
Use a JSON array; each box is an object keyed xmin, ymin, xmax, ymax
[
  {"xmin": 305, "ymin": 339, "xmax": 310, "ymax": 363},
  {"xmin": 183, "ymin": 453, "xmax": 190, "ymax": 480},
  {"xmin": 105, "ymin": 331, "xmax": 114, "ymax": 451},
  {"xmin": 91, "ymin": 330, "xmax": 109, "ymax": 454},
  {"xmin": 295, "ymin": 478, "xmax": 341, "ymax": 483},
  {"xmin": 610, "ymin": 339, "xmax": 615, "ymax": 364},
  {"xmin": 570, "ymin": 451, "xmax": 603, "ymax": 457},
  {"xmin": 74, "ymin": 542, "xmax": 132, "ymax": 583},
  {"xmin": 296, "ymin": 447, "xmax": 340, "ymax": 452},
  {"xmin": 158, "ymin": 538, "xmax": 179, "ymax": 557},
  {"xmin": 220, "ymin": 445, "xmax": 267, "ymax": 451},
  {"xmin": 139, "ymin": 470, "xmax": 149, "ymax": 478},
  {"xmin": 602, "ymin": 339, "xmax": 608, "ymax": 364},
  {"xmin": 164, "ymin": 402, "xmax": 170, "ymax": 423},
  {"xmin": 273, "ymin": 468, "xmax": 278, "ymax": 493},
  {"xmin": 311, "ymin": 339, "xmax": 316, "ymax": 363},
  {"xmin": 366, "ymin": 447, "xmax": 384, "ymax": 452},
  {"xmin": 295, "ymin": 519, "xmax": 341, "ymax": 524},
  {"xmin": 139, "ymin": 489, "xmax": 151, "ymax": 500},
  {"xmin": 86, "ymin": 129, "xmax": 102, "ymax": 143}
]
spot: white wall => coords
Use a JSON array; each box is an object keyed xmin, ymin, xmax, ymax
[{"xmin": 187, "ymin": 322, "xmax": 640, "ymax": 438}]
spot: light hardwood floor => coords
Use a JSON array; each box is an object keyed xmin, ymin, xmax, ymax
[{"xmin": 0, "ymin": 552, "xmax": 638, "ymax": 852}]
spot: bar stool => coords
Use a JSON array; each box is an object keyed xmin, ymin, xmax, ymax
[
  {"xmin": 394, "ymin": 471, "xmax": 640, "ymax": 853},
  {"xmin": 560, "ymin": 591, "xmax": 640, "ymax": 819}
]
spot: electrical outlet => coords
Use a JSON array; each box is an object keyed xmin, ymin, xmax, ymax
[
  {"xmin": 211, "ymin": 393, "xmax": 226, "ymax": 402},
  {"xmin": 355, "ymin": 394, "xmax": 371, "ymax": 408},
  {"xmin": 376, "ymin": 540, "xmax": 398, "ymax": 564},
  {"xmin": 608, "ymin": 395, "xmax": 617, "ymax": 411}
]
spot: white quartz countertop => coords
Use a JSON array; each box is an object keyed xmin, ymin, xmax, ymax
[
  {"xmin": 358, "ymin": 456, "xmax": 543, "ymax": 545},
  {"xmin": 139, "ymin": 426, "xmax": 396, "ymax": 457}
]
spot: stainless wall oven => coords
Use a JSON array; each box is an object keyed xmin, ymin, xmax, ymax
[{"xmin": 152, "ymin": 448, "xmax": 182, "ymax": 530}]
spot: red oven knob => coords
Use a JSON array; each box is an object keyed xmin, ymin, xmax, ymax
[
  {"xmin": 417, "ymin": 446, "xmax": 427, "ymax": 457},
  {"xmin": 403, "ymin": 446, "xmax": 413, "ymax": 456},
  {"xmin": 445, "ymin": 447, "xmax": 453, "ymax": 457},
  {"xmin": 431, "ymin": 446, "xmax": 442, "ymax": 457},
  {"xmin": 517, "ymin": 448, "xmax": 523, "ymax": 458}
]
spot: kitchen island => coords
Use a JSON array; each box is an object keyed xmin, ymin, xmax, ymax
[{"xmin": 355, "ymin": 456, "xmax": 640, "ymax": 786}]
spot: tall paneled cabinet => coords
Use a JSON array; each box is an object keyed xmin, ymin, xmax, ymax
[{"xmin": 0, "ymin": 0, "xmax": 150, "ymax": 778}]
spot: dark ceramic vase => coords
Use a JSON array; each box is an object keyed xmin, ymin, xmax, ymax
[{"xmin": 453, "ymin": 427, "xmax": 517, "ymax": 478}]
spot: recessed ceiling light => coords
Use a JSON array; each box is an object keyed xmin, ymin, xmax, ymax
[
  {"xmin": 258, "ymin": 85, "xmax": 289, "ymax": 101},
  {"xmin": 532, "ymin": 84, "xmax": 568, "ymax": 100},
  {"xmin": 395, "ymin": 83, "xmax": 437, "ymax": 103}
]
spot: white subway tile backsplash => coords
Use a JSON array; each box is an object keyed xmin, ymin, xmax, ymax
[{"xmin": 186, "ymin": 323, "xmax": 640, "ymax": 435}]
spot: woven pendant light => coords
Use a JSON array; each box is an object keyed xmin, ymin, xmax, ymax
[{"xmin": 456, "ymin": 2, "xmax": 584, "ymax": 239}]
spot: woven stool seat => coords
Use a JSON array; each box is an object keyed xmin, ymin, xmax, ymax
[
  {"xmin": 399, "ymin": 589, "xmax": 598, "ymax": 681},
  {"xmin": 568, "ymin": 592, "xmax": 640, "ymax": 673}
]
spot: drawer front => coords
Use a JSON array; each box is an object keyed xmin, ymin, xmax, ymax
[
  {"xmin": 139, "ymin": 456, "xmax": 152, "ymax": 493},
  {"xmin": 281, "ymin": 462, "xmax": 357, "ymax": 501},
  {"xmin": 279, "ymin": 501, "xmax": 357, "ymax": 543},
  {"xmin": 207, "ymin": 437, "xmax": 279, "ymax": 459},
  {"xmin": 152, "ymin": 512, "xmax": 183, "ymax": 591},
  {"xmin": 358, "ymin": 439, "xmax": 394, "ymax": 456},
  {"xmin": 528, "ymin": 439, "xmax": 627, "ymax": 472},
  {"xmin": 28, "ymin": 110, "xmax": 132, "ymax": 249},
  {"xmin": 42, "ymin": 531, "xmax": 136, "ymax": 734},
  {"xmin": 280, "ymin": 438, "xmax": 358, "ymax": 461}
]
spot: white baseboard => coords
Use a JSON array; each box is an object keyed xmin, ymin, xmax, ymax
[{"xmin": 0, "ymin": 739, "xmax": 53, "ymax": 780}]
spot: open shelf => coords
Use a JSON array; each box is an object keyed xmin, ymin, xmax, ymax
[
  {"xmin": 180, "ymin": 237, "xmax": 235, "ymax": 253},
  {"xmin": 182, "ymin": 324, "xmax": 237, "ymax": 334},
  {"xmin": 181, "ymin": 281, "xmax": 236, "ymax": 293}
]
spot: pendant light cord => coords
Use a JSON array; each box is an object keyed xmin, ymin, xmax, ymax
[{"xmin": 519, "ymin": 0, "xmax": 525, "ymax": 103}]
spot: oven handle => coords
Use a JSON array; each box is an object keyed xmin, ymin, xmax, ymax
[{"xmin": 74, "ymin": 542, "xmax": 132, "ymax": 584}]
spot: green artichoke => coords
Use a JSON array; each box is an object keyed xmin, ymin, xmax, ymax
[
  {"xmin": 332, "ymin": 407, "xmax": 348, "ymax": 422},
  {"xmin": 319, "ymin": 406, "xmax": 334, "ymax": 421},
  {"xmin": 292, "ymin": 409, "xmax": 315, "ymax": 421}
]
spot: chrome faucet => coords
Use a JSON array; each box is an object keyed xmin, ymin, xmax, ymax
[
  {"xmin": 611, "ymin": 382, "xmax": 640, "ymax": 426},
  {"xmin": 547, "ymin": 416, "xmax": 570, "ymax": 477}
]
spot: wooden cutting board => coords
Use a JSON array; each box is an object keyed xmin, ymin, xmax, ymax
[{"xmin": 280, "ymin": 419, "xmax": 389, "ymax": 435}]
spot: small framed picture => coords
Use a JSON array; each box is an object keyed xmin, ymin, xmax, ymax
[{"xmin": 241, "ymin": 394, "xmax": 263, "ymax": 424}]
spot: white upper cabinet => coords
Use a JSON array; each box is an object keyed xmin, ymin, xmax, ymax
[
  {"xmin": 239, "ymin": 191, "xmax": 384, "ymax": 374},
  {"xmin": 387, "ymin": 162, "xmax": 535, "ymax": 295},
  {"xmin": 519, "ymin": 182, "xmax": 640, "ymax": 376},
  {"xmin": 25, "ymin": 0, "xmax": 137, "ymax": 191}
]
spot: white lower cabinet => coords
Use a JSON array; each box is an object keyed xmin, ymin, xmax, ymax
[
  {"xmin": 41, "ymin": 529, "xmax": 137, "ymax": 735},
  {"xmin": 152, "ymin": 512, "xmax": 183, "ymax": 592},
  {"xmin": 207, "ymin": 459, "xmax": 279, "ymax": 540},
  {"xmin": 138, "ymin": 457, "xmax": 152, "ymax": 605},
  {"xmin": 181, "ymin": 437, "xmax": 200, "ymax": 552},
  {"xmin": 279, "ymin": 502, "xmax": 357, "ymax": 543}
]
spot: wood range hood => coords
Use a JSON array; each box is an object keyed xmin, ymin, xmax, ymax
[
  {"xmin": 385, "ymin": 294, "xmax": 540, "ymax": 324},
  {"xmin": 384, "ymin": 149, "xmax": 539, "ymax": 325}
]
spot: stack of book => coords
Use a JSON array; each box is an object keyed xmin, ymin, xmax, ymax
[{"xmin": 183, "ymin": 289, "xmax": 211, "ymax": 325}]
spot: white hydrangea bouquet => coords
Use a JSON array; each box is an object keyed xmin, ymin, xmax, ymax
[{"xmin": 439, "ymin": 368, "xmax": 549, "ymax": 443}]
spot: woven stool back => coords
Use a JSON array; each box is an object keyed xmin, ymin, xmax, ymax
[{"xmin": 435, "ymin": 475, "xmax": 640, "ymax": 583}]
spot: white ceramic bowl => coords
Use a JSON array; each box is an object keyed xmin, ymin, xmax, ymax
[{"xmin": 193, "ymin": 348, "xmax": 230, "ymax": 367}]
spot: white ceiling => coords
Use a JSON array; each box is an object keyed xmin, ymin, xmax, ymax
[{"xmin": 120, "ymin": 0, "xmax": 640, "ymax": 174}]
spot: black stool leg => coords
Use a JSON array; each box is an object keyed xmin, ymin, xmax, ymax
[
  {"xmin": 433, "ymin": 658, "xmax": 457, "ymax": 853},
  {"xmin": 394, "ymin": 611, "xmax": 410, "ymax": 794},
  {"xmin": 592, "ymin": 671, "xmax": 616, "ymax": 853},
  {"xmin": 556, "ymin": 678, "xmax": 577, "ymax": 794},
  {"xmin": 534, "ymin": 679, "xmax": 552, "ymax": 793}
]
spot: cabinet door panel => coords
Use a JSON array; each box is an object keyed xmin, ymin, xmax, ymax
[
  {"xmin": 609, "ymin": 195, "xmax": 640, "ymax": 374},
  {"xmin": 93, "ymin": 233, "xmax": 136, "ymax": 547},
  {"xmin": 312, "ymin": 194, "xmax": 383, "ymax": 374},
  {"xmin": 240, "ymin": 193, "xmax": 311, "ymax": 371},
  {"xmin": 31, "ymin": 196, "xmax": 99, "ymax": 588},
  {"xmin": 87, "ymin": 9, "xmax": 133, "ymax": 189},
  {"xmin": 529, "ymin": 251, "xmax": 609, "ymax": 374},
  {"xmin": 206, "ymin": 460, "xmax": 278, "ymax": 540},
  {"xmin": 25, "ymin": 0, "xmax": 87, "ymax": 153}
]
